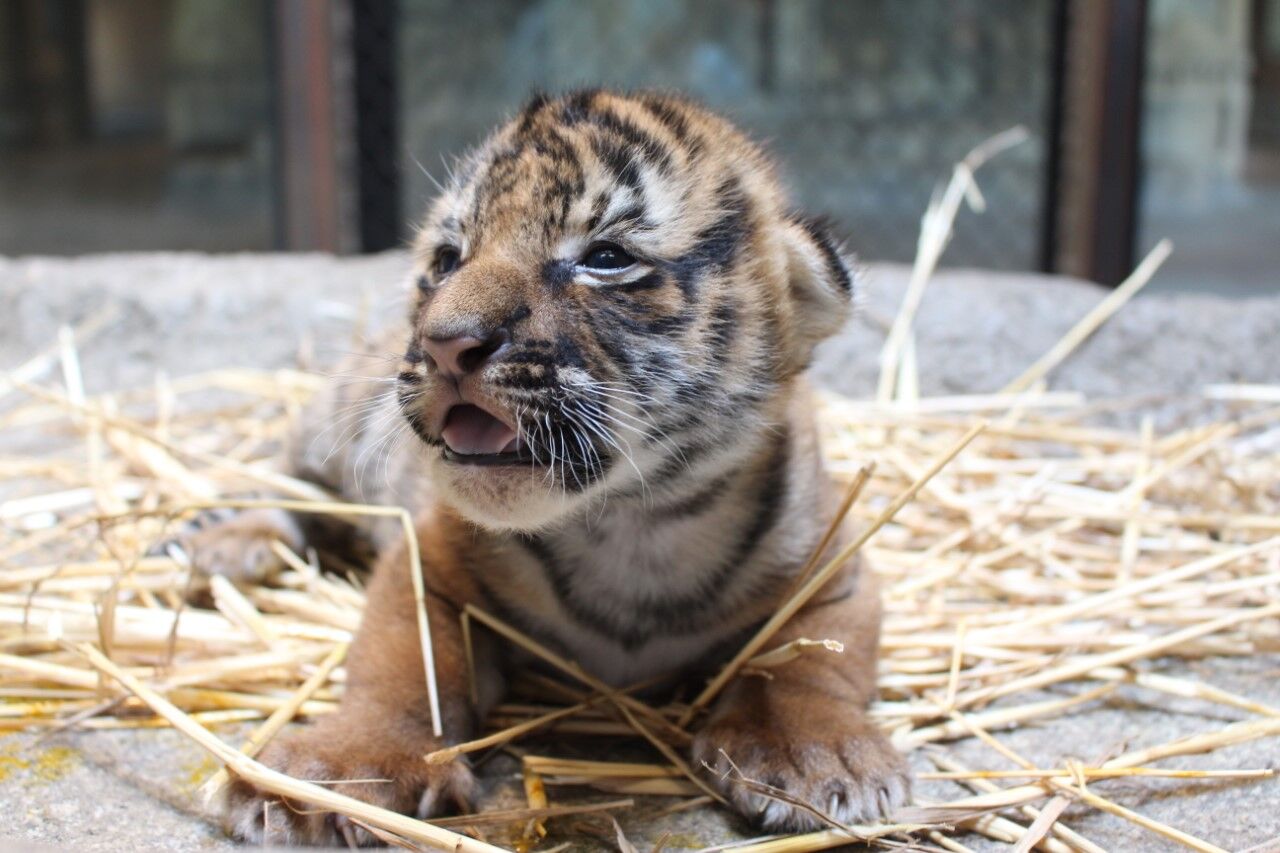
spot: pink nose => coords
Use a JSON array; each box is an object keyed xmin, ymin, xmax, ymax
[{"xmin": 420, "ymin": 330, "xmax": 509, "ymax": 377}]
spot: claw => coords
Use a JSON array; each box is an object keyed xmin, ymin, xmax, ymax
[{"xmin": 877, "ymin": 785, "xmax": 892, "ymax": 817}]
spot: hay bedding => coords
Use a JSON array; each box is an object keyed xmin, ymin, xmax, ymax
[{"xmin": 2, "ymin": 140, "xmax": 1279, "ymax": 852}]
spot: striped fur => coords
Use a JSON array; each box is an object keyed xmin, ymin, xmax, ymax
[
  {"xmin": 219, "ymin": 91, "xmax": 908, "ymax": 844},
  {"xmin": 346, "ymin": 89, "xmax": 860, "ymax": 674}
]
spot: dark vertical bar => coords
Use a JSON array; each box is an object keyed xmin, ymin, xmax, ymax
[
  {"xmin": 0, "ymin": 0, "xmax": 33, "ymax": 144},
  {"xmin": 1038, "ymin": 0, "xmax": 1069, "ymax": 273},
  {"xmin": 26, "ymin": 0, "xmax": 91, "ymax": 143},
  {"xmin": 756, "ymin": 0, "xmax": 777, "ymax": 92},
  {"xmin": 1251, "ymin": 0, "xmax": 1266, "ymax": 62},
  {"xmin": 1090, "ymin": 0, "xmax": 1147, "ymax": 285},
  {"xmin": 274, "ymin": 0, "xmax": 341, "ymax": 252},
  {"xmin": 68, "ymin": 0, "xmax": 90, "ymax": 140},
  {"xmin": 265, "ymin": 0, "xmax": 286, "ymax": 250},
  {"xmin": 353, "ymin": 0, "xmax": 402, "ymax": 252}
]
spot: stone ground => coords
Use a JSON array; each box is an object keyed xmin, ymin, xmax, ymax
[{"xmin": 1, "ymin": 253, "xmax": 1279, "ymax": 852}]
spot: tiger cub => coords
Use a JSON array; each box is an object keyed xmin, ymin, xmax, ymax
[{"xmin": 195, "ymin": 89, "xmax": 909, "ymax": 845}]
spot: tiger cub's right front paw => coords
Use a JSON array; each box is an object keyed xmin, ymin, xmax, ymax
[
  {"xmin": 157, "ymin": 507, "xmax": 303, "ymax": 585},
  {"xmin": 224, "ymin": 724, "xmax": 476, "ymax": 847}
]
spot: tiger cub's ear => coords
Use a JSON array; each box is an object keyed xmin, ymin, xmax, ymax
[{"xmin": 780, "ymin": 215, "xmax": 856, "ymax": 369}]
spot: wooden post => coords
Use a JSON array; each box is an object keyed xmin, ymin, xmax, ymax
[
  {"xmin": 273, "ymin": 0, "xmax": 343, "ymax": 253},
  {"xmin": 1052, "ymin": 0, "xmax": 1148, "ymax": 286}
]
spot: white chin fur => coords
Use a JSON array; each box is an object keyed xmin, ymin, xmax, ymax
[{"xmin": 426, "ymin": 455, "xmax": 590, "ymax": 532}]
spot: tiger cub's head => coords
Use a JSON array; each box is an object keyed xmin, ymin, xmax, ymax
[{"xmin": 399, "ymin": 89, "xmax": 853, "ymax": 531}]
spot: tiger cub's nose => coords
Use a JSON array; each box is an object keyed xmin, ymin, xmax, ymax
[{"xmin": 421, "ymin": 328, "xmax": 510, "ymax": 378}]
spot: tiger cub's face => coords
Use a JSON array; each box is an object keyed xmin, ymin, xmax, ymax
[{"xmin": 399, "ymin": 90, "xmax": 853, "ymax": 531}]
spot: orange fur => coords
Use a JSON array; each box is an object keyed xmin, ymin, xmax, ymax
[{"xmin": 205, "ymin": 90, "xmax": 907, "ymax": 845}]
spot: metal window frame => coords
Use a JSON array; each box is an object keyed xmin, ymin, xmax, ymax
[
  {"xmin": 352, "ymin": 0, "xmax": 403, "ymax": 252},
  {"xmin": 272, "ymin": 0, "xmax": 344, "ymax": 252},
  {"xmin": 1049, "ymin": 0, "xmax": 1148, "ymax": 286},
  {"xmin": 283, "ymin": 0, "xmax": 1152, "ymax": 275}
]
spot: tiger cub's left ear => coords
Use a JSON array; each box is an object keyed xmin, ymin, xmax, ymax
[{"xmin": 780, "ymin": 215, "xmax": 856, "ymax": 368}]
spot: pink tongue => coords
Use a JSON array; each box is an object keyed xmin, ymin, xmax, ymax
[{"xmin": 442, "ymin": 405, "xmax": 518, "ymax": 455}]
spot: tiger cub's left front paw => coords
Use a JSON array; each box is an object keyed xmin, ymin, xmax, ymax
[{"xmin": 692, "ymin": 695, "xmax": 911, "ymax": 832}]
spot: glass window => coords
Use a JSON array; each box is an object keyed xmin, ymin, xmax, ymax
[
  {"xmin": 397, "ymin": 0, "xmax": 1055, "ymax": 270},
  {"xmin": 0, "ymin": 0, "xmax": 277, "ymax": 255},
  {"xmin": 1139, "ymin": 0, "xmax": 1280, "ymax": 295}
]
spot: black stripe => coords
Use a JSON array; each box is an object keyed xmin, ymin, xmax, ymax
[
  {"xmin": 646, "ymin": 473, "xmax": 730, "ymax": 521},
  {"xmin": 581, "ymin": 313, "xmax": 637, "ymax": 378},
  {"xmin": 547, "ymin": 334, "xmax": 582, "ymax": 369},
  {"xmin": 796, "ymin": 214, "xmax": 853, "ymax": 294},
  {"xmin": 590, "ymin": 106, "xmax": 674, "ymax": 174},
  {"xmin": 584, "ymin": 192, "xmax": 609, "ymax": 233},
  {"xmin": 528, "ymin": 125, "xmax": 585, "ymax": 229},
  {"xmin": 706, "ymin": 297, "xmax": 738, "ymax": 366},
  {"xmin": 589, "ymin": 301, "xmax": 693, "ymax": 340},
  {"xmin": 667, "ymin": 177, "xmax": 749, "ymax": 299},
  {"xmin": 541, "ymin": 258, "xmax": 574, "ymax": 294},
  {"xmin": 519, "ymin": 427, "xmax": 791, "ymax": 648},
  {"xmin": 505, "ymin": 304, "xmax": 532, "ymax": 327},
  {"xmin": 722, "ymin": 427, "xmax": 790, "ymax": 573},
  {"xmin": 557, "ymin": 90, "xmax": 674, "ymax": 176},
  {"xmin": 472, "ymin": 567, "xmax": 578, "ymax": 663},
  {"xmin": 557, "ymin": 88, "xmax": 600, "ymax": 124},
  {"xmin": 612, "ymin": 271, "xmax": 664, "ymax": 292},
  {"xmin": 516, "ymin": 91, "xmax": 551, "ymax": 133},
  {"xmin": 639, "ymin": 94, "xmax": 703, "ymax": 156},
  {"xmin": 517, "ymin": 531, "xmax": 653, "ymax": 649},
  {"xmin": 597, "ymin": 201, "xmax": 647, "ymax": 233},
  {"xmin": 513, "ymin": 533, "xmax": 637, "ymax": 641},
  {"xmin": 491, "ymin": 369, "xmax": 554, "ymax": 392},
  {"xmin": 591, "ymin": 135, "xmax": 642, "ymax": 189},
  {"xmin": 471, "ymin": 143, "xmax": 526, "ymax": 222}
]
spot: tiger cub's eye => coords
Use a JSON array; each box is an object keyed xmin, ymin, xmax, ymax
[
  {"xmin": 580, "ymin": 242, "xmax": 635, "ymax": 271},
  {"xmin": 433, "ymin": 246, "xmax": 461, "ymax": 276}
]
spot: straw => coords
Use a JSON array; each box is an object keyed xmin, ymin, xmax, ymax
[
  {"xmin": 4, "ymin": 140, "xmax": 1279, "ymax": 851},
  {"xmin": 1000, "ymin": 239, "xmax": 1173, "ymax": 394},
  {"xmin": 74, "ymin": 643, "xmax": 504, "ymax": 853},
  {"xmin": 680, "ymin": 421, "xmax": 985, "ymax": 726},
  {"xmin": 199, "ymin": 641, "xmax": 348, "ymax": 802}
]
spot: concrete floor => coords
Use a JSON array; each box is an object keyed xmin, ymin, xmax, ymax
[
  {"xmin": 3, "ymin": 656, "xmax": 1279, "ymax": 852},
  {"xmin": 2, "ymin": 253, "xmax": 1279, "ymax": 851}
]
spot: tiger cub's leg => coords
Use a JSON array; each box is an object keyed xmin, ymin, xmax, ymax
[
  {"xmin": 161, "ymin": 506, "xmax": 306, "ymax": 585},
  {"xmin": 693, "ymin": 570, "xmax": 910, "ymax": 830},
  {"xmin": 160, "ymin": 346, "xmax": 401, "ymax": 586},
  {"xmin": 223, "ymin": 533, "xmax": 485, "ymax": 845}
]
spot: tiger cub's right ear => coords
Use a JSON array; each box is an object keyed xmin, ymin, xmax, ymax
[{"xmin": 779, "ymin": 214, "xmax": 856, "ymax": 369}]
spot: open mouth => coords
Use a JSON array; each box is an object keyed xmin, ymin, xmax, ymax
[{"xmin": 440, "ymin": 404, "xmax": 533, "ymax": 466}]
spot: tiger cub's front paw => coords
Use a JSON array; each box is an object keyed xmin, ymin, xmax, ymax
[
  {"xmin": 156, "ymin": 507, "xmax": 303, "ymax": 585},
  {"xmin": 224, "ymin": 723, "xmax": 476, "ymax": 847},
  {"xmin": 693, "ymin": 695, "xmax": 911, "ymax": 832}
]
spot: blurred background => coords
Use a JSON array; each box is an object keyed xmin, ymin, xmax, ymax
[{"xmin": 0, "ymin": 0, "xmax": 1276, "ymax": 294}]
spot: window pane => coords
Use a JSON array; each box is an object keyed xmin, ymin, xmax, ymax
[
  {"xmin": 1139, "ymin": 0, "xmax": 1280, "ymax": 295},
  {"xmin": 397, "ymin": 0, "xmax": 1053, "ymax": 269},
  {"xmin": 0, "ymin": 0, "xmax": 277, "ymax": 255}
]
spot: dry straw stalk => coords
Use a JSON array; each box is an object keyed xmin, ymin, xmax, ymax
[{"xmin": 2, "ymin": 128, "xmax": 1278, "ymax": 851}]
